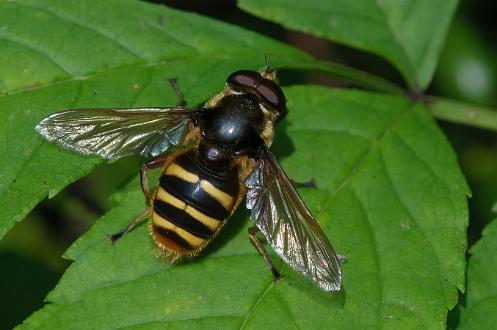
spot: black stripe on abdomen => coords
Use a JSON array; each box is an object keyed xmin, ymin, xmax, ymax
[
  {"xmin": 159, "ymin": 175, "xmax": 230, "ymax": 220},
  {"xmin": 175, "ymin": 153, "xmax": 239, "ymax": 195},
  {"xmin": 153, "ymin": 199, "xmax": 213, "ymax": 239},
  {"xmin": 152, "ymin": 225, "xmax": 193, "ymax": 250}
]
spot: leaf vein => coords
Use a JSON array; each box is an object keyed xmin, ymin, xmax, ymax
[
  {"xmin": 114, "ymin": 315, "xmax": 242, "ymax": 330},
  {"xmin": 349, "ymin": 189, "xmax": 382, "ymax": 327},
  {"xmin": 239, "ymin": 280, "xmax": 275, "ymax": 329},
  {"xmin": 15, "ymin": 2, "xmax": 144, "ymax": 60},
  {"xmin": 137, "ymin": 18, "xmax": 199, "ymax": 53},
  {"xmin": 314, "ymin": 103, "xmax": 414, "ymax": 221},
  {"xmin": 389, "ymin": 130, "xmax": 460, "ymax": 220},
  {"xmin": 377, "ymin": 147, "xmax": 443, "ymax": 328},
  {"xmin": 0, "ymin": 34, "xmax": 74, "ymax": 77}
]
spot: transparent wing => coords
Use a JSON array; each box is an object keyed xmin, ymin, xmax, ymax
[
  {"xmin": 245, "ymin": 148, "xmax": 342, "ymax": 291},
  {"xmin": 36, "ymin": 107, "xmax": 202, "ymax": 160}
]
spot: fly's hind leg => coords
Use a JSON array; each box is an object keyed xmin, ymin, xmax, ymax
[
  {"xmin": 108, "ymin": 155, "xmax": 169, "ymax": 244},
  {"xmin": 248, "ymin": 226, "xmax": 283, "ymax": 282},
  {"xmin": 107, "ymin": 208, "xmax": 152, "ymax": 244}
]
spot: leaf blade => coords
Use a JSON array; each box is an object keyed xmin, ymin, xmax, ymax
[
  {"xmin": 20, "ymin": 86, "xmax": 468, "ymax": 329},
  {"xmin": 238, "ymin": 0, "xmax": 459, "ymax": 89}
]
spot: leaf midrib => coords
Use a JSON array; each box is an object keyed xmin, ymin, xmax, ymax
[
  {"xmin": 16, "ymin": 1, "xmax": 200, "ymax": 55},
  {"xmin": 0, "ymin": 33, "xmax": 73, "ymax": 76}
]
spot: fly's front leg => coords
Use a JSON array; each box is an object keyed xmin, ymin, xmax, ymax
[
  {"xmin": 108, "ymin": 155, "xmax": 169, "ymax": 244},
  {"xmin": 248, "ymin": 226, "xmax": 283, "ymax": 282},
  {"xmin": 168, "ymin": 78, "xmax": 187, "ymax": 107}
]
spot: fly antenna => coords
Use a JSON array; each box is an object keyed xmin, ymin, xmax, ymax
[
  {"xmin": 261, "ymin": 54, "xmax": 278, "ymax": 79},
  {"xmin": 266, "ymin": 53, "xmax": 272, "ymax": 66}
]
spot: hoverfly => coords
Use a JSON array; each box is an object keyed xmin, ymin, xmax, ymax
[{"xmin": 36, "ymin": 67, "xmax": 342, "ymax": 292}]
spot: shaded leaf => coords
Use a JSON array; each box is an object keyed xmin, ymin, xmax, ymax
[
  {"xmin": 20, "ymin": 86, "xmax": 468, "ymax": 329},
  {"xmin": 238, "ymin": 0, "xmax": 458, "ymax": 89}
]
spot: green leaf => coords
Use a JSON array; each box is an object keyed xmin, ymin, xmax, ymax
[
  {"xmin": 238, "ymin": 0, "xmax": 459, "ymax": 89},
  {"xmin": 459, "ymin": 209, "xmax": 497, "ymax": 329},
  {"xmin": 20, "ymin": 86, "xmax": 468, "ymax": 329},
  {"xmin": 0, "ymin": 0, "xmax": 312, "ymax": 240}
]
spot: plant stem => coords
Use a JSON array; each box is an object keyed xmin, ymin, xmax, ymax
[
  {"xmin": 285, "ymin": 60, "xmax": 497, "ymax": 133},
  {"xmin": 427, "ymin": 96, "xmax": 497, "ymax": 132}
]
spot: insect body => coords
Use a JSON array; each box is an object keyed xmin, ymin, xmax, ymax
[
  {"xmin": 36, "ymin": 68, "xmax": 342, "ymax": 292},
  {"xmin": 151, "ymin": 150, "xmax": 241, "ymax": 259}
]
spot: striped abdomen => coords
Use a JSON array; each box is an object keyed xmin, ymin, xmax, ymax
[{"xmin": 151, "ymin": 151, "xmax": 240, "ymax": 257}]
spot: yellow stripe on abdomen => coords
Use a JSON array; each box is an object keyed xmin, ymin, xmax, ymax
[
  {"xmin": 200, "ymin": 180, "xmax": 234, "ymax": 210},
  {"xmin": 165, "ymin": 163, "xmax": 199, "ymax": 183}
]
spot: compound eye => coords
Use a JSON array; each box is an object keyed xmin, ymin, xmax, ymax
[
  {"xmin": 256, "ymin": 79, "xmax": 286, "ymax": 111},
  {"xmin": 226, "ymin": 70, "xmax": 261, "ymax": 88}
]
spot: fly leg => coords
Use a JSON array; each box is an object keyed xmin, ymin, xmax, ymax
[
  {"xmin": 168, "ymin": 78, "xmax": 187, "ymax": 107},
  {"xmin": 248, "ymin": 226, "xmax": 283, "ymax": 282},
  {"xmin": 140, "ymin": 154, "xmax": 169, "ymax": 203},
  {"xmin": 108, "ymin": 155, "xmax": 169, "ymax": 244},
  {"xmin": 290, "ymin": 177, "xmax": 317, "ymax": 189},
  {"xmin": 107, "ymin": 208, "xmax": 152, "ymax": 244}
]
